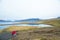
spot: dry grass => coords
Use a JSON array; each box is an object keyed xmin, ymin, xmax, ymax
[
  {"xmin": 0, "ymin": 27, "xmax": 60, "ymax": 40},
  {"xmin": 4, "ymin": 26, "xmax": 38, "ymax": 31},
  {"xmin": 0, "ymin": 30, "xmax": 2, "ymax": 33}
]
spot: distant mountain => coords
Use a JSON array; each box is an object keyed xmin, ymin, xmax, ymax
[
  {"xmin": 15, "ymin": 18, "xmax": 41, "ymax": 22},
  {"xmin": 57, "ymin": 17, "xmax": 60, "ymax": 19},
  {"xmin": 0, "ymin": 20, "xmax": 5, "ymax": 22},
  {"xmin": 0, "ymin": 18, "xmax": 41, "ymax": 22},
  {"xmin": 0, "ymin": 20, "xmax": 12, "ymax": 22}
]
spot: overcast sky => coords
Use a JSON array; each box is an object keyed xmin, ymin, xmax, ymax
[{"xmin": 0, "ymin": 0, "xmax": 60, "ymax": 20}]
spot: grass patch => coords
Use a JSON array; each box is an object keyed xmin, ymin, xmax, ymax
[{"xmin": 3, "ymin": 26, "xmax": 39, "ymax": 32}]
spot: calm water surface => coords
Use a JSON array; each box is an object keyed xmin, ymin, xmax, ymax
[{"xmin": 0, "ymin": 22, "xmax": 53, "ymax": 29}]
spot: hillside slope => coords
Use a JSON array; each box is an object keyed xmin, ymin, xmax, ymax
[
  {"xmin": 0, "ymin": 26, "xmax": 60, "ymax": 40},
  {"xmin": 39, "ymin": 18, "xmax": 60, "ymax": 27}
]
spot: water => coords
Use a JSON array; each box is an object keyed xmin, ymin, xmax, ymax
[
  {"xmin": 0, "ymin": 22, "xmax": 17, "ymax": 29},
  {"xmin": 0, "ymin": 22, "xmax": 53, "ymax": 29}
]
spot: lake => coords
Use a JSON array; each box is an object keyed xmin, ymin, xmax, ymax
[{"xmin": 0, "ymin": 22, "xmax": 53, "ymax": 29}]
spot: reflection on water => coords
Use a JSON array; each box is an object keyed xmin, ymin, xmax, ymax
[{"xmin": 0, "ymin": 22, "xmax": 53, "ymax": 29}]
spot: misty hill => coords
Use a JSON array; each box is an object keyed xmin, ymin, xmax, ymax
[
  {"xmin": 0, "ymin": 20, "xmax": 5, "ymax": 22},
  {"xmin": 0, "ymin": 20, "xmax": 12, "ymax": 22},
  {"xmin": 15, "ymin": 18, "xmax": 41, "ymax": 22},
  {"xmin": 16, "ymin": 17, "xmax": 60, "ymax": 26},
  {"xmin": 57, "ymin": 17, "xmax": 60, "ymax": 19}
]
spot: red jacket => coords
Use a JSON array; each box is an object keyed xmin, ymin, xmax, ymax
[{"xmin": 11, "ymin": 31, "xmax": 16, "ymax": 35}]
